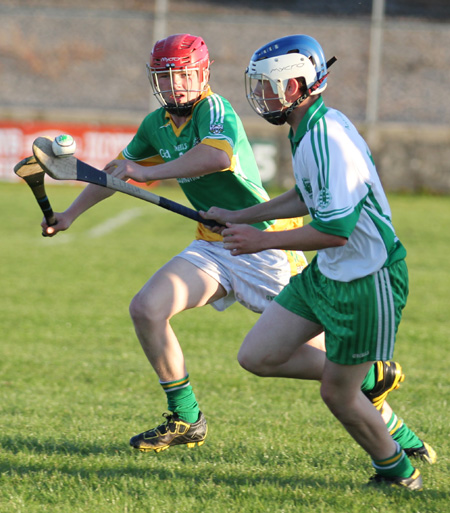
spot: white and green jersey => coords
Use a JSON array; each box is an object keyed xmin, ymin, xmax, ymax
[
  {"xmin": 290, "ymin": 98, "xmax": 406, "ymax": 282},
  {"xmin": 120, "ymin": 87, "xmax": 275, "ymax": 241}
]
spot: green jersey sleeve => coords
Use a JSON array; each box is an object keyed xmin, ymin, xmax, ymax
[
  {"xmin": 122, "ymin": 110, "xmax": 167, "ymax": 164},
  {"xmin": 192, "ymin": 94, "xmax": 239, "ymax": 157}
]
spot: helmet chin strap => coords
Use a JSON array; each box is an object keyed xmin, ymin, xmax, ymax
[
  {"xmin": 164, "ymin": 100, "xmax": 197, "ymax": 116},
  {"xmin": 263, "ymin": 56, "xmax": 337, "ymax": 126},
  {"xmin": 263, "ymin": 89, "xmax": 311, "ymax": 126}
]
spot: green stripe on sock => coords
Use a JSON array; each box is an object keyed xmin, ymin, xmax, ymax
[
  {"xmin": 372, "ymin": 442, "xmax": 415, "ymax": 478},
  {"xmin": 386, "ymin": 411, "xmax": 403, "ymax": 433},
  {"xmin": 386, "ymin": 412, "xmax": 423, "ymax": 450},
  {"xmin": 160, "ymin": 375, "xmax": 191, "ymax": 392}
]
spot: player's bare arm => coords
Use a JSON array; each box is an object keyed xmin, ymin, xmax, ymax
[
  {"xmin": 223, "ymin": 223, "xmax": 347, "ymax": 255},
  {"xmin": 105, "ymin": 143, "xmax": 231, "ymax": 183},
  {"xmin": 201, "ymin": 187, "xmax": 308, "ymax": 226},
  {"xmin": 42, "ymin": 182, "xmax": 116, "ymax": 236}
]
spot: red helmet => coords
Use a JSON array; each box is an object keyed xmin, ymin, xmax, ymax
[
  {"xmin": 150, "ymin": 34, "xmax": 209, "ymax": 73},
  {"xmin": 148, "ymin": 34, "xmax": 210, "ymax": 115}
]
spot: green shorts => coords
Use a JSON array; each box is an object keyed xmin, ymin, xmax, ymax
[{"xmin": 274, "ymin": 256, "xmax": 409, "ymax": 365}]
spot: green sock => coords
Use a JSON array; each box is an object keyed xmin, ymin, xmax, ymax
[
  {"xmin": 360, "ymin": 363, "xmax": 377, "ymax": 392},
  {"xmin": 385, "ymin": 411, "xmax": 423, "ymax": 450},
  {"xmin": 372, "ymin": 442, "xmax": 415, "ymax": 478},
  {"xmin": 160, "ymin": 374, "xmax": 199, "ymax": 424}
]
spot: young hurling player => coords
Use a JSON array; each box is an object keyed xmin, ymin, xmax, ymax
[
  {"xmin": 201, "ymin": 35, "xmax": 435, "ymax": 489},
  {"xmin": 42, "ymin": 34, "xmax": 430, "ymax": 460}
]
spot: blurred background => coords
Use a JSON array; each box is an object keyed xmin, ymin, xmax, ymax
[{"xmin": 1, "ymin": 0, "xmax": 449, "ymax": 191}]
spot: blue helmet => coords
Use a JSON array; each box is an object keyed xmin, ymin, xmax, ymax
[{"xmin": 245, "ymin": 35, "xmax": 333, "ymax": 125}]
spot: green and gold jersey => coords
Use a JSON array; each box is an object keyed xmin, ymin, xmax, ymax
[{"xmin": 119, "ymin": 87, "xmax": 291, "ymax": 241}]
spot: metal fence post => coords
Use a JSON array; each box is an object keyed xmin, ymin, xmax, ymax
[
  {"xmin": 366, "ymin": 0, "xmax": 385, "ymax": 144},
  {"xmin": 149, "ymin": 0, "xmax": 169, "ymax": 112}
]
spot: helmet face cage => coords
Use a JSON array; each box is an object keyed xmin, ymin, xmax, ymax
[
  {"xmin": 147, "ymin": 63, "xmax": 208, "ymax": 115},
  {"xmin": 147, "ymin": 34, "xmax": 210, "ymax": 116},
  {"xmin": 245, "ymin": 35, "xmax": 329, "ymax": 124},
  {"xmin": 245, "ymin": 73, "xmax": 287, "ymax": 120}
]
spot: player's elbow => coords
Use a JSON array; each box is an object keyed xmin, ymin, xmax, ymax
[
  {"xmin": 334, "ymin": 235, "xmax": 348, "ymax": 247},
  {"xmin": 324, "ymin": 234, "xmax": 348, "ymax": 248},
  {"xmin": 215, "ymin": 150, "xmax": 231, "ymax": 171},
  {"xmin": 200, "ymin": 143, "xmax": 231, "ymax": 172}
]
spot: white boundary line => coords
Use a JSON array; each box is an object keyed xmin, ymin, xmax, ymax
[
  {"xmin": 39, "ymin": 207, "xmax": 144, "ymax": 244},
  {"xmin": 87, "ymin": 207, "xmax": 143, "ymax": 238}
]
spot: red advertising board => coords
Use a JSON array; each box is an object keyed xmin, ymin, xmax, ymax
[{"xmin": 1, "ymin": 121, "xmax": 138, "ymax": 183}]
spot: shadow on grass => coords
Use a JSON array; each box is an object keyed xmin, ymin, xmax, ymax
[
  {"xmin": 1, "ymin": 459, "xmax": 446, "ymax": 502},
  {"xmin": 0, "ymin": 434, "xmax": 125, "ymax": 456},
  {"xmin": 0, "ymin": 457, "xmax": 368, "ymax": 494},
  {"xmin": 0, "ymin": 434, "xmax": 446, "ymax": 501}
]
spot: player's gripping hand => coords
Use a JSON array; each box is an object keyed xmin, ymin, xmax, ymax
[
  {"xmin": 200, "ymin": 206, "xmax": 241, "ymax": 233},
  {"xmin": 104, "ymin": 159, "xmax": 150, "ymax": 183},
  {"xmin": 222, "ymin": 223, "xmax": 266, "ymax": 256},
  {"xmin": 41, "ymin": 212, "xmax": 71, "ymax": 237}
]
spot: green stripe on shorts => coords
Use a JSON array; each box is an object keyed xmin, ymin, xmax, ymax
[{"xmin": 275, "ymin": 257, "xmax": 409, "ymax": 365}]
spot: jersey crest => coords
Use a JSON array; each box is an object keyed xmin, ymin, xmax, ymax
[
  {"xmin": 302, "ymin": 178, "xmax": 313, "ymax": 197},
  {"xmin": 210, "ymin": 122, "xmax": 224, "ymax": 134},
  {"xmin": 318, "ymin": 187, "xmax": 332, "ymax": 208}
]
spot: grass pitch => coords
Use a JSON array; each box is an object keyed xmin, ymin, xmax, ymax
[{"xmin": 0, "ymin": 182, "xmax": 449, "ymax": 513}]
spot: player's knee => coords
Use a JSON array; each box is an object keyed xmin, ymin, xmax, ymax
[
  {"xmin": 320, "ymin": 380, "xmax": 357, "ymax": 420},
  {"xmin": 237, "ymin": 343, "xmax": 274, "ymax": 377},
  {"xmin": 238, "ymin": 355, "xmax": 267, "ymax": 376},
  {"xmin": 129, "ymin": 292, "xmax": 146, "ymax": 322},
  {"xmin": 237, "ymin": 346, "xmax": 262, "ymax": 375},
  {"xmin": 129, "ymin": 290, "xmax": 167, "ymax": 325},
  {"xmin": 320, "ymin": 381, "xmax": 341, "ymax": 413}
]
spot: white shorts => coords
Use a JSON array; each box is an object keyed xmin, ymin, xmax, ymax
[{"xmin": 176, "ymin": 240, "xmax": 306, "ymax": 314}]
